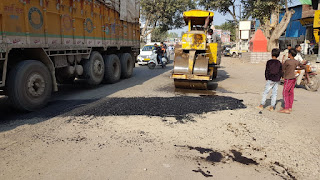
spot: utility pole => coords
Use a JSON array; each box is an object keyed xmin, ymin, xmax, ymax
[{"xmin": 239, "ymin": 4, "xmax": 242, "ymax": 21}]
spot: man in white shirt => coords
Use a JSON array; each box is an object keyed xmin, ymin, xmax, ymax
[{"xmin": 294, "ymin": 45, "xmax": 307, "ymax": 85}]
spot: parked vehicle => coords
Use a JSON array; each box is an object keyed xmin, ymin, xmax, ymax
[
  {"xmin": 137, "ymin": 43, "xmax": 160, "ymax": 65},
  {"xmin": 230, "ymin": 43, "xmax": 243, "ymax": 58},
  {"xmin": 0, "ymin": 0, "xmax": 140, "ymax": 111},
  {"xmin": 223, "ymin": 45, "xmax": 232, "ymax": 56},
  {"xmin": 296, "ymin": 63, "xmax": 319, "ymax": 91},
  {"xmin": 147, "ymin": 50, "xmax": 167, "ymax": 69}
]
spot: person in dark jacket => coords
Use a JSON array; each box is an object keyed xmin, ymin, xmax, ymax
[
  {"xmin": 154, "ymin": 43, "xmax": 164, "ymax": 67},
  {"xmin": 257, "ymin": 48, "xmax": 282, "ymax": 111}
]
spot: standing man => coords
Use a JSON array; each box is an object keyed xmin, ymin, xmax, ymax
[
  {"xmin": 168, "ymin": 45, "xmax": 174, "ymax": 60},
  {"xmin": 309, "ymin": 40, "xmax": 315, "ymax": 55},
  {"xmin": 294, "ymin": 45, "xmax": 307, "ymax": 85},
  {"xmin": 282, "ymin": 44, "xmax": 291, "ymax": 63}
]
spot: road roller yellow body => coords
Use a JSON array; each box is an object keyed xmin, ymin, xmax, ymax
[{"xmin": 171, "ymin": 10, "xmax": 221, "ymax": 89}]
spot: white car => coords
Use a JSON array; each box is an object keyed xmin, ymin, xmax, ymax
[{"xmin": 137, "ymin": 43, "xmax": 160, "ymax": 65}]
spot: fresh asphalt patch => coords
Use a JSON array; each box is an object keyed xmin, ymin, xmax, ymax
[{"xmin": 76, "ymin": 96, "xmax": 246, "ymax": 120}]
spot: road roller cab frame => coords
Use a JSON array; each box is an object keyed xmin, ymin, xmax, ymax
[{"xmin": 172, "ymin": 10, "xmax": 221, "ymax": 89}]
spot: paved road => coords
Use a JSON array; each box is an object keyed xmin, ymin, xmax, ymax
[{"xmin": 0, "ymin": 63, "xmax": 173, "ymax": 122}]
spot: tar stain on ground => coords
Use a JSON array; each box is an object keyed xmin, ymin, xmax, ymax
[
  {"xmin": 192, "ymin": 168, "xmax": 213, "ymax": 177},
  {"xmin": 230, "ymin": 150, "xmax": 259, "ymax": 165},
  {"xmin": 175, "ymin": 145, "xmax": 260, "ymax": 178},
  {"xmin": 77, "ymin": 96, "xmax": 246, "ymax": 120}
]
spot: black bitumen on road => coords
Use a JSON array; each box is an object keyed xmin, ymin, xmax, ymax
[{"xmin": 77, "ymin": 96, "xmax": 246, "ymax": 120}]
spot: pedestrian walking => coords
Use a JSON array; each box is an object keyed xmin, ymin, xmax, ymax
[
  {"xmin": 309, "ymin": 40, "xmax": 315, "ymax": 55},
  {"xmin": 257, "ymin": 48, "xmax": 282, "ymax": 112},
  {"xmin": 279, "ymin": 49, "xmax": 305, "ymax": 114}
]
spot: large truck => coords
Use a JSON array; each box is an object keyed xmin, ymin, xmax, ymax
[{"xmin": 0, "ymin": 0, "xmax": 140, "ymax": 111}]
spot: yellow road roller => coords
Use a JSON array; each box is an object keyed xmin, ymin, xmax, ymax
[{"xmin": 171, "ymin": 10, "xmax": 221, "ymax": 89}]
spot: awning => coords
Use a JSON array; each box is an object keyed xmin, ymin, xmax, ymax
[
  {"xmin": 299, "ymin": 17, "xmax": 314, "ymax": 26},
  {"xmin": 299, "ymin": 0, "xmax": 312, "ymax": 5}
]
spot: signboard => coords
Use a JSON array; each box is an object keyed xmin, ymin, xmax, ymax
[
  {"xmin": 314, "ymin": 10, "xmax": 320, "ymax": 28},
  {"xmin": 239, "ymin": 21, "xmax": 251, "ymax": 31},
  {"xmin": 240, "ymin": 30, "xmax": 250, "ymax": 40}
]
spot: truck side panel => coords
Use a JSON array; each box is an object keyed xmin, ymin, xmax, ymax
[
  {"xmin": 0, "ymin": 0, "xmax": 139, "ymax": 48},
  {"xmin": 0, "ymin": 0, "xmax": 140, "ymax": 88}
]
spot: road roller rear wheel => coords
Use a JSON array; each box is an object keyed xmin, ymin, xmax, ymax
[{"xmin": 174, "ymin": 79, "xmax": 208, "ymax": 90}]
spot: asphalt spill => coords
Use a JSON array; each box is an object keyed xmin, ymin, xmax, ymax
[
  {"xmin": 175, "ymin": 145, "xmax": 260, "ymax": 178},
  {"xmin": 78, "ymin": 96, "xmax": 246, "ymax": 120},
  {"xmin": 230, "ymin": 150, "xmax": 259, "ymax": 165},
  {"xmin": 192, "ymin": 168, "xmax": 213, "ymax": 178}
]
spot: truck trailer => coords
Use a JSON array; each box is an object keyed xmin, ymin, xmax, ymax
[{"xmin": 0, "ymin": 0, "xmax": 140, "ymax": 111}]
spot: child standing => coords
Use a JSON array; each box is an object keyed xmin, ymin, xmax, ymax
[
  {"xmin": 279, "ymin": 49, "xmax": 303, "ymax": 114},
  {"xmin": 257, "ymin": 48, "xmax": 282, "ymax": 111}
]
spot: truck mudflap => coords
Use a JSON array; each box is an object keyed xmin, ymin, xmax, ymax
[{"xmin": 0, "ymin": 44, "xmax": 8, "ymax": 88}]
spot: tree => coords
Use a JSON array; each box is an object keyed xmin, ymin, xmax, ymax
[
  {"xmin": 168, "ymin": 32, "xmax": 179, "ymax": 39},
  {"xmin": 215, "ymin": 21, "xmax": 237, "ymax": 41},
  {"xmin": 198, "ymin": 0, "xmax": 294, "ymax": 51},
  {"xmin": 243, "ymin": 0, "xmax": 294, "ymax": 51},
  {"xmin": 197, "ymin": 0, "xmax": 241, "ymax": 41},
  {"xmin": 140, "ymin": 0, "xmax": 196, "ymax": 42},
  {"xmin": 151, "ymin": 28, "xmax": 168, "ymax": 42},
  {"xmin": 180, "ymin": 31, "xmax": 186, "ymax": 38}
]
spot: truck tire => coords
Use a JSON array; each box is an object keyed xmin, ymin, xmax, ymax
[
  {"xmin": 7, "ymin": 60, "xmax": 52, "ymax": 111},
  {"xmin": 120, "ymin": 53, "xmax": 134, "ymax": 79},
  {"xmin": 82, "ymin": 51, "xmax": 104, "ymax": 85},
  {"xmin": 103, "ymin": 54, "xmax": 121, "ymax": 84}
]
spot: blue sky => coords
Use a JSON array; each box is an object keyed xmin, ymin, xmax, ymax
[{"xmin": 170, "ymin": 0, "xmax": 302, "ymax": 34}]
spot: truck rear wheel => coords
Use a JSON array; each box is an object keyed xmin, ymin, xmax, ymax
[
  {"xmin": 120, "ymin": 53, "xmax": 134, "ymax": 79},
  {"xmin": 103, "ymin": 54, "xmax": 121, "ymax": 84},
  {"xmin": 7, "ymin": 60, "xmax": 52, "ymax": 111},
  {"xmin": 82, "ymin": 51, "xmax": 105, "ymax": 85}
]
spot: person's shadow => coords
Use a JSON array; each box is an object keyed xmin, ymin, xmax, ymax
[{"xmin": 264, "ymin": 99, "xmax": 285, "ymax": 109}]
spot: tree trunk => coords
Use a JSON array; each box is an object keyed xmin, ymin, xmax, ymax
[
  {"xmin": 140, "ymin": 17, "xmax": 150, "ymax": 42},
  {"xmin": 267, "ymin": 10, "xmax": 294, "ymax": 51},
  {"xmin": 262, "ymin": 20, "xmax": 271, "ymax": 41}
]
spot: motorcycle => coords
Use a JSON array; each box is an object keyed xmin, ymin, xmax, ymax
[
  {"xmin": 148, "ymin": 50, "xmax": 167, "ymax": 69},
  {"xmin": 296, "ymin": 62, "xmax": 319, "ymax": 91}
]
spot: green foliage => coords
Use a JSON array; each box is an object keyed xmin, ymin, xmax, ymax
[
  {"xmin": 151, "ymin": 28, "xmax": 168, "ymax": 42},
  {"xmin": 197, "ymin": 0, "xmax": 239, "ymax": 41},
  {"xmin": 242, "ymin": 0, "xmax": 291, "ymax": 25},
  {"xmin": 167, "ymin": 32, "xmax": 179, "ymax": 39},
  {"xmin": 215, "ymin": 21, "xmax": 236, "ymax": 41},
  {"xmin": 141, "ymin": 0, "xmax": 196, "ymax": 32},
  {"xmin": 197, "ymin": 0, "xmax": 238, "ymax": 20},
  {"xmin": 180, "ymin": 31, "xmax": 186, "ymax": 38}
]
